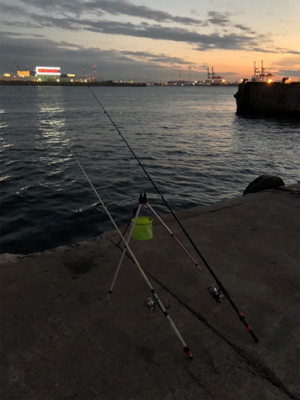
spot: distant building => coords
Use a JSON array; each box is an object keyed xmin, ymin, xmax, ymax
[
  {"xmin": 2, "ymin": 67, "xmax": 76, "ymax": 82},
  {"xmin": 60, "ymin": 73, "xmax": 76, "ymax": 82},
  {"xmin": 35, "ymin": 66, "xmax": 61, "ymax": 81},
  {"xmin": 17, "ymin": 70, "xmax": 30, "ymax": 77}
]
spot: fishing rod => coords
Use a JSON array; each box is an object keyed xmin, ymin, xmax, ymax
[
  {"xmin": 27, "ymin": 81, "xmax": 193, "ymax": 359},
  {"xmin": 107, "ymin": 192, "xmax": 201, "ymax": 302},
  {"xmin": 65, "ymin": 145, "xmax": 194, "ymax": 359},
  {"xmin": 88, "ymin": 86, "xmax": 259, "ymax": 343},
  {"xmin": 106, "ymin": 203, "xmax": 142, "ymax": 301},
  {"xmin": 146, "ymin": 199, "xmax": 202, "ymax": 272}
]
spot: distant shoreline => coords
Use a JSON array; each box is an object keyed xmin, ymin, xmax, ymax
[
  {"xmin": 0, "ymin": 80, "xmax": 146, "ymax": 87},
  {"xmin": 0, "ymin": 80, "xmax": 240, "ymax": 87}
]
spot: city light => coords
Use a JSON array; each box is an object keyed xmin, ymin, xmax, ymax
[{"xmin": 35, "ymin": 66, "xmax": 61, "ymax": 75}]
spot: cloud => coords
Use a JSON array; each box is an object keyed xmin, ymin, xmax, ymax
[
  {"xmin": 207, "ymin": 11, "xmax": 230, "ymax": 26},
  {"xmin": 1, "ymin": 0, "xmax": 299, "ymax": 81},
  {"xmin": 2, "ymin": 31, "xmax": 45, "ymax": 38},
  {"xmin": 121, "ymin": 50, "xmax": 193, "ymax": 65},
  {"xmin": 274, "ymin": 48, "xmax": 300, "ymax": 55},
  {"xmin": 0, "ymin": 20, "xmax": 41, "ymax": 29},
  {"xmin": 2, "ymin": 8, "xmax": 298, "ymax": 56},
  {"xmin": 1, "ymin": 0, "xmax": 259, "ymax": 36},
  {"xmin": 1, "ymin": 3, "xmax": 25, "ymax": 15},
  {"xmin": 2, "ymin": 1, "xmax": 298, "ymax": 56},
  {"xmin": 249, "ymin": 46, "xmax": 300, "ymax": 55},
  {"xmin": 88, "ymin": 1, "xmax": 204, "ymax": 25},
  {"xmin": 0, "ymin": 31, "xmax": 24, "ymax": 37},
  {"xmin": 273, "ymin": 69, "xmax": 300, "ymax": 77},
  {"xmin": 273, "ymin": 56, "xmax": 300, "ymax": 67},
  {"xmin": 16, "ymin": 0, "xmax": 204, "ymax": 25},
  {"xmin": 194, "ymin": 32, "xmax": 260, "ymax": 51},
  {"xmin": 1, "ymin": 11, "xmax": 269, "ymax": 53},
  {"xmin": 0, "ymin": 33, "xmax": 200, "ymax": 80},
  {"xmin": 234, "ymin": 24, "xmax": 255, "ymax": 34}
]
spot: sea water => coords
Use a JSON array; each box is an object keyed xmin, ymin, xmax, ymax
[{"xmin": 0, "ymin": 85, "xmax": 299, "ymax": 254}]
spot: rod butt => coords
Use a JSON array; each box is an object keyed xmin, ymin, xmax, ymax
[
  {"xmin": 183, "ymin": 346, "xmax": 193, "ymax": 359},
  {"xmin": 106, "ymin": 290, "xmax": 112, "ymax": 302}
]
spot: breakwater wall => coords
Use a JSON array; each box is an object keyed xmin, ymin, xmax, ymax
[{"xmin": 234, "ymin": 81, "xmax": 300, "ymax": 118}]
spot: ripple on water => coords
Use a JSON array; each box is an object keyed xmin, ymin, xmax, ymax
[{"xmin": 0, "ymin": 85, "xmax": 299, "ymax": 254}]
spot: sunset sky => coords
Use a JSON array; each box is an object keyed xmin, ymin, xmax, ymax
[{"xmin": 1, "ymin": 0, "xmax": 299, "ymax": 82}]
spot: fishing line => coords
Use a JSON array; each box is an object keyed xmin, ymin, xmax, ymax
[
  {"xmin": 88, "ymin": 85, "xmax": 259, "ymax": 343},
  {"xmin": 26, "ymin": 81, "xmax": 193, "ymax": 359},
  {"xmin": 106, "ymin": 198, "xmax": 136, "ymax": 209}
]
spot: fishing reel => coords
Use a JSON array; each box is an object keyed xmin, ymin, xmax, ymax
[
  {"xmin": 146, "ymin": 297, "xmax": 158, "ymax": 311},
  {"xmin": 207, "ymin": 285, "xmax": 225, "ymax": 303}
]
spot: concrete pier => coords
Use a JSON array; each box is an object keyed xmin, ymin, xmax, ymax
[
  {"xmin": 234, "ymin": 82, "xmax": 300, "ymax": 118},
  {"xmin": 1, "ymin": 187, "xmax": 299, "ymax": 400}
]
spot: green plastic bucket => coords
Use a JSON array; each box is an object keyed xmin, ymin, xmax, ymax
[{"xmin": 132, "ymin": 216, "xmax": 153, "ymax": 240}]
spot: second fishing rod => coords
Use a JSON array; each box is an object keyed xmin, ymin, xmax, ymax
[{"xmin": 88, "ymin": 86, "xmax": 259, "ymax": 344}]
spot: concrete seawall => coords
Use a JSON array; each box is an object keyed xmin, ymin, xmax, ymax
[
  {"xmin": 234, "ymin": 82, "xmax": 300, "ymax": 118},
  {"xmin": 1, "ymin": 187, "xmax": 299, "ymax": 399}
]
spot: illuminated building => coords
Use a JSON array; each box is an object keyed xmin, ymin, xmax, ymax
[
  {"xmin": 35, "ymin": 66, "xmax": 61, "ymax": 81},
  {"xmin": 2, "ymin": 65, "xmax": 76, "ymax": 82},
  {"xmin": 17, "ymin": 71, "xmax": 30, "ymax": 77}
]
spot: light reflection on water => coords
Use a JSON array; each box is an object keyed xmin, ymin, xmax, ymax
[{"xmin": 0, "ymin": 85, "xmax": 299, "ymax": 254}]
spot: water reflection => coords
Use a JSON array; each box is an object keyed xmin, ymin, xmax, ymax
[
  {"xmin": 1, "ymin": 85, "xmax": 299, "ymax": 255},
  {"xmin": 35, "ymin": 89, "xmax": 70, "ymax": 152}
]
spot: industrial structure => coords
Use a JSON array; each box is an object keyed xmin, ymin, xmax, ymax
[
  {"xmin": 206, "ymin": 67, "xmax": 225, "ymax": 85},
  {"xmin": 251, "ymin": 61, "xmax": 273, "ymax": 82},
  {"xmin": 81, "ymin": 65, "xmax": 86, "ymax": 80},
  {"xmin": 1, "ymin": 64, "xmax": 243, "ymax": 86}
]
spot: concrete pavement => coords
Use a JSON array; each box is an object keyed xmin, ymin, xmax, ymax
[{"xmin": 1, "ymin": 187, "xmax": 299, "ymax": 400}]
